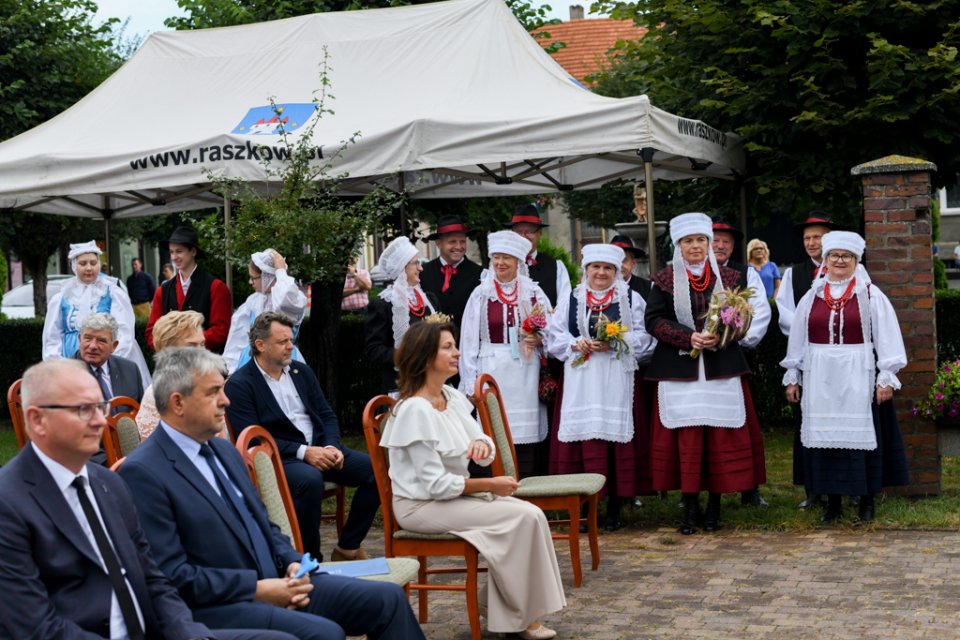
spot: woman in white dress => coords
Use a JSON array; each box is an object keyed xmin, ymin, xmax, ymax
[
  {"xmin": 546, "ymin": 244, "xmax": 655, "ymax": 530},
  {"xmin": 381, "ymin": 320, "xmax": 565, "ymax": 639},
  {"xmin": 222, "ymin": 249, "xmax": 307, "ymax": 373},
  {"xmin": 459, "ymin": 231, "xmax": 552, "ymax": 474},
  {"xmin": 781, "ymin": 231, "xmax": 909, "ymax": 523},
  {"xmin": 42, "ymin": 240, "xmax": 151, "ymax": 384}
]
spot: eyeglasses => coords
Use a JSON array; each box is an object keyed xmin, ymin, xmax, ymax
[
  {"xmin": 248, "ymin": 275, "xmax": 262, "ymax": 283},
  {"xmin": 827, "ymin": 252, "xmax": 856, "ymax": 263},
  {"xmin": 38, "ymin": 402, "xmax": 111, "ymax": 421}
]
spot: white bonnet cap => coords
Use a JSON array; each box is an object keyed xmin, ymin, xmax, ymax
[
  {"xmin": 374, "ymin": 236, "xmax": 419, "ymax": 281},
  {"xmin": 821, "ymin": 231, "xmax": 865, "ymax": 260},
  {"xmin": 487, "ymin": 230, "xmax": 532, "ymax": 262},
  {"xmin": 581, "ymin": 243, "xmax": 624, "ymax": 270},
  {"xmin": 251, "ymin": 249, "xmax": 277, "ymax": 274},
  {"xmin": 669, "ymin": 213, "xmax": 713, "ymax": 245},
  {"xmin": 68, "ymin": 241, "xmax": 102, "ymax": 261}
]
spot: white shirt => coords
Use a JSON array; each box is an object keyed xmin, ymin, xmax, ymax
[
  {"xmin": 178, "ymin": 264, "xmax": 198, "ymax": 296},
  {"xmin": 775, "ymin": 258, "xmax": 823, "ymax": 337},
  {"xmin": 33, "ymin": 446, "xmax": 145, "ymax": 640},
  {"xmin": 254, "ymin": 358, "xmax": 314, "ymax": 460},
  {"xmin": 159, "ymin": 422, "xmax": 244, "ymax": 499}
]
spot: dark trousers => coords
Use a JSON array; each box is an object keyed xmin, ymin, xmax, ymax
[
  {"xmin": 282, "ymin": 448, "xmax": 380, "ymax": 557},
  {"xmin": 195, "ymin": 574, "xmax": 424, "ymax": 640}
]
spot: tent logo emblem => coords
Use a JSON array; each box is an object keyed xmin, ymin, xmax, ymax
[{"xmin": 231, "ymin": 104, "xmax": 317, "ymax": 135}]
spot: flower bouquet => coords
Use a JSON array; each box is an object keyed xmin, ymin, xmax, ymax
[
  {"xmin": 913, "ymin": 359, "xmax": 960, "ymax": 419},
  {"xmin": 690, "ymin": 286, "xmax": 755, "ymax": 358},
  {"xmin": 520, "ymin": 303, "xmax": 548, "ymax": 360},
  {"xmin": 571, "ymin": 312, "xmax": 629, "ymax": 367}
]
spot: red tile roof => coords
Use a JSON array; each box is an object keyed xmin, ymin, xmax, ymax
[{"xmin": 532, "ymin": 18, "xmax": 646, "ymax": 85}]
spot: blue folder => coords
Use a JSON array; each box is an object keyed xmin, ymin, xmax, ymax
[{"xmin": 318, "ymin": 556, "xmax": 390, "ymax": 578}]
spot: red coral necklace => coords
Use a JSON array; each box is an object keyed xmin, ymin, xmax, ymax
[
  {"xmin": 686, "ymin": 261, "xmax": 711, "ymax": 293},
  {"xmin": 408, "ymin": 289, "xmax": 426, "ymax": 317},
  {"xmin": 823, "ymin": 278, "xmax": 856, "ymax": 311},
  {"xmin": 587, "ymin": 288, "xmax": 614, "ymax": 312},
  {"xmin": 494, "ymin": 280, "xmax": 519, "ymax": 307}
]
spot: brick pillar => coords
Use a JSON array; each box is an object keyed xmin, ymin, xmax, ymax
[{"xmin": 851, "ymin": 155, "xmax": 939, "ymax": 495}]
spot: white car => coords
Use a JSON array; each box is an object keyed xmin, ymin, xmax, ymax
[{"xmin": 2, "ymin": 275, "xmax": 76, "ymax": 319}]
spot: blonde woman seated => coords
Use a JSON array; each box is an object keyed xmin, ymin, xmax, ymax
[
  {"xmin": 380, "ymin": 321, "xmax": 566, "ymax": 639},
  {"xmin": 135, "ymin": 311, "xmax": 207, "ymax": 439}
]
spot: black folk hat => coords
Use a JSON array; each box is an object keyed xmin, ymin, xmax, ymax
[
  {"xmin": 793, "ymin": 211, "xmax": 840, "ymax": 236},
  {"xmin": 610, "ymin": 234, "xmax": 647, "ymax": 259},
  {"xmin": 425, "ymin": 215, "xmax": 472, "ymax": 241},
  {"xmin": 711, "ymin": 218, "xmax": 744, "ymax": 241},
  {"xmin": 168, "ymin": 225, "xmax": 203, "ymax": 256},
  {"xmin": 503, "ymin": 204, "xmax": 549, "ymax": 228}
]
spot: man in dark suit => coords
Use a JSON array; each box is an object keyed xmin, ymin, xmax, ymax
[
  {"xmin": 503, "ymin": 204, "xmax": 571, "ymax": 307},
  {"xmin": 225, "ymin": 312, "xmax": 379, "ymax": 562},
  {"xmin": 419, "ymin": 214, "xmax": 483, "ymax": 331},
  {"xmin": 0, "ymin": 359, "xmax": 297, "ymax": 640},
  {"xmin": 76, "ymin": 312, "xmax": 145, "ymax": 404},
  {"xmin": 611, "ymin": 234, "xmax": 651, "ymax": 298},
  {"xmin": 119, "ymin": 347, "xmax": 424, "ymax": 640}
]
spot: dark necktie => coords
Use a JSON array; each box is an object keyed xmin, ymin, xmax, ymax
[
  {"xmin": 198, "ymin": 444, "xmax": 276, "ymax": 578},
  {"xmin": 440, "ymin": 263, "xmax": 457, "ymax": 293},
  {"xmin": 94, "ymin": 367, "xmax": 113, "ymax": 402},
  {"xmin": 71, "ymin": 477, "xmax": 145, "ymax": 640}
]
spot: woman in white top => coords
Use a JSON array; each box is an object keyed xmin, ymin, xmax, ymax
[
  {"xmin": 222, "ymin": 249, "xmax": 306, "ymax": 373},
  {"xmin": 42, "ymin": 240, "xmax": 151, "ymax": 384},
  {"xmin": 381, "ymin": 320, "xmax": 565, "ymax": 639},
  {"xmin": 546, "ymin": 243, "xmax": 655, "ymax": 531},
  {"xmin": 781, "ymin": 231, "xmax": 908, "ymax": 523},
  {"xmin": 459, "ymin": 231, "xmax": 552, "ymax": 475}
]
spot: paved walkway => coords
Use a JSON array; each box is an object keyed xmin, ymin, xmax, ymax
[{"xmin": 329, "ymin": 523, "xmax": 960, "ymax": 639}]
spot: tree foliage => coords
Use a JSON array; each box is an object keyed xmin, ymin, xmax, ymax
[{"xmin": 589, "ymin": 0, "xmax": 960, "ymax": 226}]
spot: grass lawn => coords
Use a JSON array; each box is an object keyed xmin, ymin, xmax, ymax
[{"xmin": 3, "ymin": 424, "xmax": 957, "ymax": 530}]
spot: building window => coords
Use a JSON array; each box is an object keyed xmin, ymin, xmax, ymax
[{"xmin": 939, "ymin": 181, "xmax": 960, "ymax": 215}]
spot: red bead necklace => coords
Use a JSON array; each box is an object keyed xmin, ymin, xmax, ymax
[
  {"xmin": 408, "ymin": 288, "xmax": 426, "ymax": 317},
  {"xmin": 686, "ymin": 261, "xmax": 711, "ymax": 293},
  {"xmin": 586, "ymin": 288, "xmax": 614, "ymax": 312},
  {"xmin": 823, "ymin": 277, "xmax": 856, "ymax": 311},
  {"xmin": 494, "ymin": 279, "xmax": 519, "ymax": 307}
]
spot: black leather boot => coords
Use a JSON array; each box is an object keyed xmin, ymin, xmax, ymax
[
  {"xmin": 679, "ymin": 493, "xmax": 701, "ymax": 535},
  {"xmin": 604, "ymin": 496, "xmax": 623, "ymax": 532},
  {"xmin": 703, "ymin": 493, "xmax": 722, "ymax": 532},
  {"xmin": 820, "ymin": 494, "xmax": 842, "ymax": 523},
  {"xmin": 857, "ymin": 494, "xmax": 875, "ymax": 523}
]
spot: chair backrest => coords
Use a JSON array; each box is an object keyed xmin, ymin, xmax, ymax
[
  {"xmin": 362, "ymin": 394, "xmax": 398, "ymax": 554},
  {"xmin": 103, "ymin": 410, "xmax": 135, "ymax": 467},
  {"xmin": 109, "ymin": 395, "xmax": 140, "ymax": 416},
  {"xmin": 116, "ymin": 416, "xmax": 142, "ymax": 456},
  {"xmin": 474, "ymin": 373, "xmax": 519, "ymax": 480},
  {"xmin": 7, "ymin": 378, "xmax": 27, "ymax": 449},
  {"xmin": 235, "ymin": 425, "xmax": 303, "ymax": 553}
]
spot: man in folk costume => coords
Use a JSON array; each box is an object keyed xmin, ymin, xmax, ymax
[
  {"xmin": 610, "ymin": 234, "xmax": 651, "ymax": 298},
  {"xmin": 712, "ymin": 218, "xmax": 772, "ymax": 507},
  {"xmin": 546, "ymin": 244, "xmax": 655, "ymax": 531},
  {"xmin": 419, "ymin": 215, "xmax": 483, "ymax": 332},
  {"xmin": 145, "ymin": 225, "xmax": 232, "ymax": 353},
  {"xmin": 503, "ymin": 204, "xmax": 571, "ymax": 308},
  {"xmin": 459, "ymin": 231, "xmax": 552, "ymax": 477},
  {"xmin": 645, "ymin": 213, "xmax": 766, "ymax": 535},
  {"xmin": 365, "ymin": 236, "xmax": 439, "ymax": 394},
  {"xmin": 775, "ymin": 213, "xmax": 839, "ymax": 337},
  {"xmin": 780, "ymin": 231, "xmax": 909, "ymax": 523},
  {"xmin": 773, "ymin": 213, "xmax": 839, "ymax": 507}
]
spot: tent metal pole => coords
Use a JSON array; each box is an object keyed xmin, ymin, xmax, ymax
[
  {"xmin": 224, "ymin": 196, "xmax": 232, "ymax": 291},
  {"xmin": 102, "ymin": 195, "xmax": 111, "ymax": 270},
  {"xmin": 642, "ymin": 148, "xmax": 657, "ymax": 272},
  {"xmin": 739, "ymin": 180, "xmax": 748, "ymax": 243}
]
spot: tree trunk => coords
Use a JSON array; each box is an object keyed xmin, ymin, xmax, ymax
[
  {"xmin": 27, "ymin": 259, "xmax": 50, "ymax": 318},
  {"xmin": 305, "ymin": 278, "xmax": 344, "ymax": 408}
]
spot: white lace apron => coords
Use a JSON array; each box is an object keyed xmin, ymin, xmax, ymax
[
  {"xmin": 658, "ymin": 358, "xmax": 745, "ymax": 429},
  {"xmin": 800, "ymin": 342, "xmax": 877, "ymax": 450}
]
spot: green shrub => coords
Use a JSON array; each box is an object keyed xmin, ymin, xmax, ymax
[
  {"xmin": 537, "ymin": 236, "xmax": 578, "ymax": 285},
  {"xmin": 0, "ymin": 318, "xmax": 44, "ymax": 420},
  {"xmin": 934, "ymin": 257, "xmax": 949, "ymax": 290}
]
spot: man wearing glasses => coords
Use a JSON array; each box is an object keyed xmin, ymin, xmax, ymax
[{"xmin": 0, "ymin": 359, "xmax": 297, "ymax": 640}]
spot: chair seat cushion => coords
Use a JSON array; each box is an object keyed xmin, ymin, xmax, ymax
[
  {"xmin": 515, "ymin": 473, "xmax": 606, "ymax": 497},
  {"xmin": 316, "ymin": 557, "xmax": 421, "ymax": 586},
  {"xmin": 323, "ymin": 481, "xmax": 340, "ymax": 492},
  {"xmin": 393, "ymin": 529, "xmax": 462, "ymax": 541}
]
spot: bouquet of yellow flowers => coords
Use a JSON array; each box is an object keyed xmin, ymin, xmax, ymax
[
  {"xmin": 690, "ymin": 286, "xmax": 755, "ymax": 358},
  {"xmin": 571, "ymin": 312, "xmax": 629, "ymax": 367}
]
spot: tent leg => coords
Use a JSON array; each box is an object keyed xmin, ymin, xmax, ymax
[
  {"xmin": 642, "ymin": 149, "xmax": 656, "ymax": 273},
  {"xmin": 224, "ymin": 196, "xmax": 232, "ymax": 291}
]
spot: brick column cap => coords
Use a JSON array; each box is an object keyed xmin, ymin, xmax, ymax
[{"xmin": 851, "ymin": 155, "xmax": 937, "ymax": 176}]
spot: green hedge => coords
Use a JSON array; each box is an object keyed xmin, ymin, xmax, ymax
[{"xmin": 3, "ymin": 295, "xmax": 957, "ymax": 428}]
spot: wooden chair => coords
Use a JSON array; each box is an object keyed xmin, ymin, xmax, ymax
[
  {"xmin": 109, "ymin": 395, "xmax": 140, "ymax": 416},
  {"xmin": 7, "ymin": 378, "xmax": 27, "ymax": 449},
  {"xmin": 235, "ymin": 425, "xmax": 418, "ymax": 591},
  {"xmin": 474, "ymin": 373, "xmax": 604, "ymax": 588},
  {"xmin": 103, "ymin": 405, "xmax": 140, "ymax": 468},
  {"xmin": 363, "ymin": 395, "xmax": 484, "ymax": 640}
]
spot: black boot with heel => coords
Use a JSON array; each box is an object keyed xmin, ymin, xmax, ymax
[
  {"xmin": 821, "ymin": 494, "xmax": 842, "ymax": 523},
  {"xmin": 703, "ymin": 493, "xmax": 722, "ymax": 532},
  {"xmin": 679, "ymin": 493, "xmax": 701, "ymax": 535}
]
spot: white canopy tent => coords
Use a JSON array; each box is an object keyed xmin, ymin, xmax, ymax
[{"xmin": 0, "ymin": 0, "xmax": 746, "ymax": 266}]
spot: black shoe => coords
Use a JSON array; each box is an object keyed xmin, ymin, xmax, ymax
[
  {"xmin": 856, "ymin": 495, "xmax": 875, "ymax": 524},
  {"xmin": 703, "ymin": 493, "xmax": 722, "ymax": 532},
  {"xmin": 740, "ymin": 489, "xmax": 769, "ymax": 508},
  {"xmin": 603, "ymin": 496, "xmax": 623, "ymax": 532},
  {"xmin": 820, "ymin": 495, "xmax": 842, "ymax": 523},
  {"xmin": 679, "ymin": 493, "xmax": 701, "ymax": 535}
]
